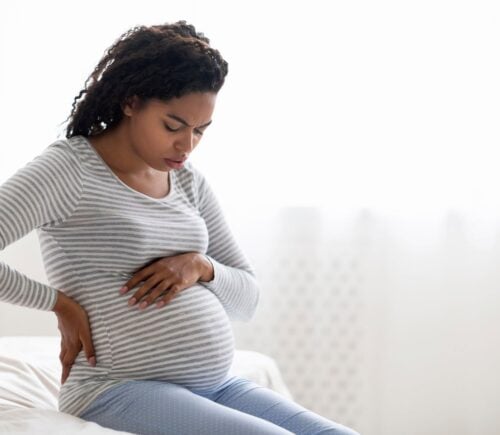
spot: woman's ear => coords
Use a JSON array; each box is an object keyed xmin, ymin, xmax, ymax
[{"xmin": 121, "ymin": 95, "xmax": 140, "ymax": 117}]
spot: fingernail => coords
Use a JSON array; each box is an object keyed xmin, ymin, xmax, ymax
[
  {"xmin": 156, "ymin": 301, "xmax": 165, "ymax": 308},
  {"xmin": 88, "ymin": 356, "xmax": 96, "ymax": 367},
  {"xmin": 119, "ymin": 286, "xmax": 128, "ymax": 294},
  {"xmin": 128, "ymin": 298, "xmax": 136, "ymax": 306},
  {"xmin": 139, "ymin": 301, "xmax": 148, "ymax": 309}
]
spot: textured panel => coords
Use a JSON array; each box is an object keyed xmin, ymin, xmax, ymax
[{"xmin": 232, "ymin": 207, "xmax": 367, "ymax": 431}]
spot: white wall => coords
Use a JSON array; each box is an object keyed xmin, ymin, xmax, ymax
[{"xmin": 1, "ymin": 0, "xmax": 499, "ymax": 214}]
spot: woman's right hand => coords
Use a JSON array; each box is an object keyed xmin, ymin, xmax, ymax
[{"xmin": 52, "ymin": 290, "xmax": 97, "ymax": 385}]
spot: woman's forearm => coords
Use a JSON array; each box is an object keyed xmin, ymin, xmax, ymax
[{"xmin": 199, "ymin": 257, "xmax": 260, "ymax": 322}]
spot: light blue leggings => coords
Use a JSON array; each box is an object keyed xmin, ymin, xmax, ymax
[{"xmin": 79, "ymin": 375, "xmax": 360, "ymax": 435}]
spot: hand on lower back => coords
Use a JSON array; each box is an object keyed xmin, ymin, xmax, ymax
[{"xmin": 52, "ymin": 290, "xmax": 96, "ymax": 384}]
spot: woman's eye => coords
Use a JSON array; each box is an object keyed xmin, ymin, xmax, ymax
[
  {"xmin": 164, "ymin": 123, "xmax": 179, "ymax": 132},
  {"xmin": 164, "ymin": 123, "xmax": 204, "ymax": 136}
]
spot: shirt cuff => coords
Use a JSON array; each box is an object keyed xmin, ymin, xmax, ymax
[{"xmin": 200, "ymin": 255, "xmax": 234, "ymax": 294}]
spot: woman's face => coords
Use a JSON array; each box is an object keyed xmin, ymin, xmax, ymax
[{"xmin": 122, "ymin": 91, "xmax": 216, "ymax": 172}]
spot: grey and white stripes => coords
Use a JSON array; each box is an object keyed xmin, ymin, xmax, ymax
[{"xmin": 0, "ymin": 135, "xmax": 259, "ymax": 417}]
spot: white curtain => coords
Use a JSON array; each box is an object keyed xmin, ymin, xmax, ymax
[{"xmin": 229, "ymin": 206, "xmax": 500, "ymax": 435}]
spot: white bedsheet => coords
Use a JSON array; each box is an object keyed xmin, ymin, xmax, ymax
[{"xmin": 0, "ymin": 336, "xmax": 293, "ymax": 434}]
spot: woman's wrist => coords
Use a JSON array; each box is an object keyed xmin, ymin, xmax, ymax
[
  {"xmin": 52, "ymin": 290, "xmax": 73, "ymax": 315},
  {"xmin": 197, "ymin": 254, "xmax": 214, "ymax": 282}
]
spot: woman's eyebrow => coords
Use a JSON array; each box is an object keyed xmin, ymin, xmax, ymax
[{"xmin": 166, "ymin": 114, "xmax": 212, "ymax": 128}]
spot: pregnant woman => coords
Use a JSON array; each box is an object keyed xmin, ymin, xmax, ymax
[{"xmin": 0, "ymin": 21, "xmax": 359, "ymax": 435}]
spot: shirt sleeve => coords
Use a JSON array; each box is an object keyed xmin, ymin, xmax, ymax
[
  {"xmin": 193, "ymin": 166, "xmax": 260, "ymax": 322},
  {"xmin": 0, "ymin": 140, "xmax": 83, "ymax": 311}
]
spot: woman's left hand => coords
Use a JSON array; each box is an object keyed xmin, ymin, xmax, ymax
[{"xmin": 119, "ymin": 252, "xmax": 213, "ymax": 310}]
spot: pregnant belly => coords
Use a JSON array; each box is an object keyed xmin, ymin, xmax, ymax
[{"xmin": 102, "ymin": 284, "xmax": 235, "ymax": 390}]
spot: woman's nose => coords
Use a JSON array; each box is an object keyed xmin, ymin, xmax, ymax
[{"xmin": 175, "ymin": 130, "xmax": 195, "ymax": 153}]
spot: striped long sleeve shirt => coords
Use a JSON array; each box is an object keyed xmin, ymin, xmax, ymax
[{"xmin": 0, "ymin": 135, "xmax": 260, "ymax": 417}]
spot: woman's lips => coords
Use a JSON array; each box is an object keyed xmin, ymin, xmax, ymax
[{"xmin": 164, "ymin": 158, "xmax": 184, "ymax": 169}]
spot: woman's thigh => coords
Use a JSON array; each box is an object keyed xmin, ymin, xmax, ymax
[
  {"xmin": 191, "ymin": 375, "xmax": 360, "ymax": 435},
  {"xmin": 79, "ymin": 379, "xmax": 294, "ymax": 435}
]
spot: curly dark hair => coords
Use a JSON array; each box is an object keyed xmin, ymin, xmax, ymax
[{"xmin": 62, "ymin": 20, "xmax": 228, "ymax": 138}]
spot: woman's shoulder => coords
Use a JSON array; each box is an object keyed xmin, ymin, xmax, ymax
[
  {"xmin": 176, "ymin": 160, "xmax": 205, "ymax": 186},
  {"xmin": 36, "ymin": 136, "xmax": 84, "ymax": 166},
  {"xmin": 28, "ymin": 137, "xmax": 83, "ymax": 175}
]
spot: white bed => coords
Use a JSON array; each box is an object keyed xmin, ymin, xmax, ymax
[{"xmin": 0, "ymin": 336, "xmax": 293, "ymax": 434}]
